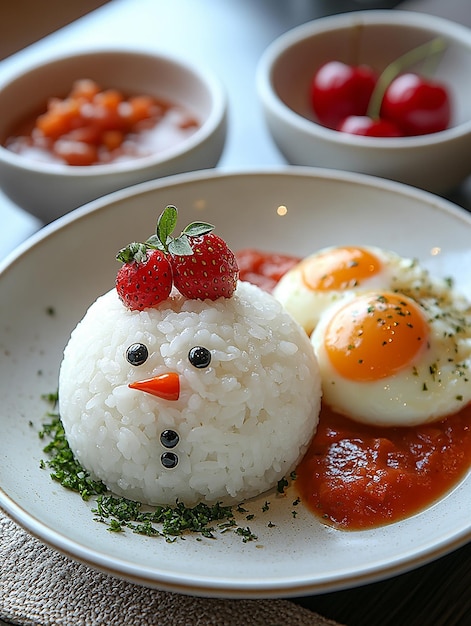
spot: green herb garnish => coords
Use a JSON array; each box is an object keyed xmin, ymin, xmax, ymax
[
  {"xmin": 93, "ymin": 495, "xmax": 236, "ymax": 541},
  {"xmin": 39, "ymin": 413, "xmax": 106, "ymax": 501},
  {"xmin": 117, "ymin": 205, "xmax": 215, "ymax": 263},
  {"xmin": 277, "ymin": 477, "xmax": 289, "ymax": 494},
  {"xmin": 234, "ymin": 526, "xmax": 258, "ymax": 543}
]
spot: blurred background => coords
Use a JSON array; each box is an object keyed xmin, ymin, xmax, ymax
[
  {"xmin": 1, "ymin": 1, "xmax": 412, "ymax": 61},
  {"xmin": 1, "ymin": 0, "xmax": 469, "ymax": 248}
]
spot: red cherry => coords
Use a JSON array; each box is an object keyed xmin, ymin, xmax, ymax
[
  {"xmin": 381, "ymin": 73, "xmax": 451, "ymax": 136},
  {"xmin": 337, "ymin": 115, "xmax": 404, "ymax": 137},
  {"xmin": 311, "ymin": 61, "xmax": 377, "ymax": 129}
]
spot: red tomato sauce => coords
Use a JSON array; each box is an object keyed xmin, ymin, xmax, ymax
[
  {"xmin": 297, "ymin": 405, "xmax": 471, "ymax": 530},
  {"xmin": 4, "ymin": 79, "xmax": 199, "ymax": 166},
  {"xmin": 236, "ymin": 248, "xmax": 301, "ymax": 293},
  {"xmin": 237, "ymin": 247, "xmax": 471, "ymax": 530}
]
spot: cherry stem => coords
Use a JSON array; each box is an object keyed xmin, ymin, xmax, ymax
[{"xmin": 367, "ymin": 37, "xmax": 447, "ymax": 120}]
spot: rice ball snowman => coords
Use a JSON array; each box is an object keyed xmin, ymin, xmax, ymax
[{"xmin": 59, "ymin": 207, "xmax": 321, "ymax": 506}]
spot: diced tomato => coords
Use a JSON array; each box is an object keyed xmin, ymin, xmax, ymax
[
  {"xmin": 236, "ymin": 248, "xmax": 300, "ymax": 292},
  {"xmin": 37, "ymin": 99, "xmax": 82, "ymax": 139},
  {"xmin": 63, "ymin": 126, "xmax": 102, "ymax": 145},
  {"xmin": 179, "ymin": 116, "xmax": 199, "ymax": 130},
  {"xmin": 53, "ymin": 139, "xmax": 98, "ymax": 166},
  {"xmin": 127, "ymin": 95, "xmax": 161, "ymax": 124},
  {"xmin": 70, "ymin": 79, "xmax": 100, "ymax": 102},
  {"xmin": 102, "ymin": 130, "xmax": 124, "ymax": 151},
  {"xmin": 4, "ymin": 80, "xmax": 199, "ymax": 166}
]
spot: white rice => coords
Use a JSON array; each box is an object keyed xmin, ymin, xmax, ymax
[{"xmin": 59, "ymin": 281, "xmax": 321, "ymax": 506}]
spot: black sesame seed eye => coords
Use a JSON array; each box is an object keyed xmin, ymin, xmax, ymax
[
  {"xmin": 161, "ymin": 452, "xmax": 178, "ymax": 469},
  {"xmin": 126, "ymin": 343, "xmax": 149, "ymax": 366},
  {"xmin": 160, "ymin": 429, "xmax": 179, "ymax": 449},
  {"xmin": 188, "ymin": 346, "xmax": 211, "ymax": 369}
]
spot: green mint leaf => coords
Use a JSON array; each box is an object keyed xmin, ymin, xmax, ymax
[
  {"xmin": 145, "ymin": 234, "xmax": 165, "ymax": 252},
  {"xmin": 168, "ymin": 234, "xmax": 194, "ymax": 256},
  {"xmin": 116, "ymin": 242, "xmax": 148, "ymax": 264},
  {"xmin": 182, "ymin": 221, "xmax": 214, "ymax": 237},
  {"xmin": 157, "ymin": 205, "xmax": 178, "ymax": 248}
]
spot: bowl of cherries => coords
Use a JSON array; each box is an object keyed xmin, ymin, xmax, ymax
[{"xmin": 257, "ymin": 10, "xmax": 471, "ymax": 194}]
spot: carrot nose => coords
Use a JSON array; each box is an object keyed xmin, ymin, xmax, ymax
[{"xmin": 128, "ymin": 372, "xmax": 180, "ymax": 401}]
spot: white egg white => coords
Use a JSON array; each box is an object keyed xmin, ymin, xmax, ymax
[
  {"xmin": 311, "ymin": 290, "xmax": 471, "ymax": 427},
  {"xmin": 273, "ymin": 245, "xmax": 447, "ymax": 336}
]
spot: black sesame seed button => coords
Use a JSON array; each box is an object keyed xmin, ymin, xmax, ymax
[
  {"xmin": 161, "ymin": 452, "xmax": 178, "ymax": 469},
  {"xmin": 160, "ymin": 429, "xmax": 180, "ymax": 448},
  {"xmin": 126, "ymin": 343, "xmax": 149, "ymax": 366},
  {"xmin": 188, "ymin": 345, "xmax": 211, "ymax": 368}
]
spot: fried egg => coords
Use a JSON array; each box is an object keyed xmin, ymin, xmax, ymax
[
  {"xmin": 311, "ymin": 290, "xmax": 471, "ymax": 426},
  {"xmin": 273, "ymin": 245, "xmax": 445, "ymax": 336}
]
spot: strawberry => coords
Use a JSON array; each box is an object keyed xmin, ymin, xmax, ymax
[
  {"xmin": 146, "ymin": 205, "xmax": 239, "ymax": 300},
  {"xmin": 115, "ymin": 205, "xmax": 239, "ymax": 307},
  {"xmin": 170, "ymin": 231, "xmax": 239, "ymax": 300},
  {"xmin": 116, "ymin": 243, "xmax": 172, "ymax": 311}
]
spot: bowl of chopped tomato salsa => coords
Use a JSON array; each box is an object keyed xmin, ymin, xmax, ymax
[{"xmin": 0, "ymin": 48, "xmax": 227, "ymax": 222}]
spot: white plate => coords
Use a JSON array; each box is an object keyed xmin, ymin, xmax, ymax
[{"xmin": 1, "ymin": 167, "xmax": 471, "ymax": 599}]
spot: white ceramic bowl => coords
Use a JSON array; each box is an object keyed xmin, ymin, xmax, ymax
[
  {"xmin": 0, "ymin": 48, "xmax": 227, "ymax": 223},
  {"xmin": 257, "ymin": 10, "xmax": 471, "ymax": 194}
]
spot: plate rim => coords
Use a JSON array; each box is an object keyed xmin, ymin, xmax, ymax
[{"xmin": 3, "ymin": 165, "xmax": 471, "ymax": 274}]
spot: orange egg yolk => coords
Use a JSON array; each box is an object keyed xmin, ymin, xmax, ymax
[
  {"xmin": 301, "ymin": 246, "xmax": 382, "ymax": 291},
  {"xmin": 323, "ymin": 292, "xmax": 430, "ymax": 381}
]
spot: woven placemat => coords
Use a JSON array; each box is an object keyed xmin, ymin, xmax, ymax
[{"xmin": 0, "ymin": 512, "xmax": 342, "ymax": 626}]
